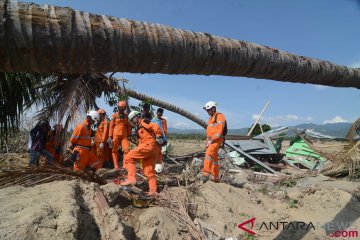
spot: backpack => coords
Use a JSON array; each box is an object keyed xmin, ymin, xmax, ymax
[
  {"xmin": 214, "ymin": 113, "xmax": 227, "ymax": 137},
  {"xmin": 152, "ymin": 118, "xmax": 168, "ymax": 141}
]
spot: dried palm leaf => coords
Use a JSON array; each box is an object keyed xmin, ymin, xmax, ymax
[
  {"xmin": 0, "ymin": 164, "xmax": 106, "ymax": 188},
  {"xmin": 156, "ymin": 186, "xmax": 206, "ymax": 240}
]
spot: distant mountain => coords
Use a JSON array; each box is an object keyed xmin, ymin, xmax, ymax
[
  {"xmin": 167, "ymin": 127, "xmax": 248, "ymax": 135},
  {"xmin": 167, "ymin": 128, "xmax": 204, "ymax": 134},
  {"xmin": 293, "ymin": 122, "xmax": 352, "ymax": 137},
  {"xmin": 168, "ymin": 122, "xmax": 352, "ymax": 137}
]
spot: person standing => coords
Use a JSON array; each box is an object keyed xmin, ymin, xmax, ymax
[
  {"xmin": 29, "ymin": 120, "xmax": 54, "ymax": 166},
  {"xmin": 70, "ymin": 111, "xmax": 100, "ymax": 172},
  {"xmin": 46, "ymin": 124, "xmax": 65, "ymax": 163},
  {"xmin": 121, "ymin": 111, "xmax": 163, "ymax": 196},
  {"xmin": 108, "ymin": 101, "xmax": 131, "ymax": 171},
  {"xmin": 152, "ymin": 108, "xmax": 168, "ymax": 169},
  {"xmin": 201, "ymin": 101, "xmax": 227, "ymax": 183},
  {"xmin": 94, "ymin": 109, "xmax": 110, "ymax": 169},
  {"xmin": 141, "ymin": 103, "xmax": 153, "ymax": 120}
]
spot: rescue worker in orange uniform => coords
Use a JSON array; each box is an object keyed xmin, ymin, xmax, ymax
[
  {"xmin": 70, "ymin": 111, "xmax": 100, "ymax": 172},
  {"xmin": 152, "ymin": 108, "xmax": 168, "ymax": 167},
  {"xmin": 201, "ymin": 101, "xmax": 226, "ymax": 183},
  {"xmin": 46, "ymin": 124, "xmax": 65, "ymax": 163},
  {"xmin": 108, "ymin": 101, "xmax": 132, "ymax": 171},
  {"xmin": 121, "ymin": 111, "xmax": 163, "ymax": 196},
  {"xmin": 94, "ymin": 109, "xmax": 110, "ymax": 168}
]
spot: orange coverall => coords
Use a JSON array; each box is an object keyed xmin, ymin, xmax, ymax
[
  {"xmin": 70, "ymin": 120, "xmax": 99, "ymax": 171},
  {"xmin": 94, "ymin": 119, "xmax": 110, "ymax": 168},
  {"xmin": 203, "ymin": 112, "xmax": 226, "ymax": 180},
  {"xmin": 46, "ymin": 130, "xmax": 57, "ymax": 163},
  {"xmin": 46, "ymin": 129, "xmax": 64, "ymax": 163},
  {"xmin": 109, "ymin": 112, "xmax": 132, "ymax": 169},
  {"xmin": 124, "ymin": 119, "xmax": 162, "ymax": 193}
]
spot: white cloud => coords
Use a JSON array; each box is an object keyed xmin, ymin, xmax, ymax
[
  {"xmin": 313, "ymin": 85, "xmax": 329, "ymax": 90},
  {"xmin": 350, "ymin": 61, "xmax": 360, "ymax": 68},
  {"xmin": 252, "ymin": 114, "xmax": 312, "ymax": 127},
  {"xmin": 305, "ymin": 116, "xmax": 313, "ymax": 121},
  {"xmin": 286, "ymin": 114, "xmax": 299, "ymax": 120},
  {"xmin": 252, "ymin": 114, "xmax": 261, "ymax": 120},
  {"xmin": 323, "ymin": 116, "xmax": 348, "ymax": 124},
  {"xmin": 170, "ymin": 121, "xmax": 191, "ymax": 129}
]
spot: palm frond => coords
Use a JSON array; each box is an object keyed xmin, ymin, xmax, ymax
[
  {"xmin": 0, "ymin": 165, "xmax": 106, "ymax": 188},
  {"xmin": 347, "ymin": 118, "xmax": 360, "ymax": 146},
  {"xmin": 0, "ymin": 72, "xmax": 50, "ymax": 148}
]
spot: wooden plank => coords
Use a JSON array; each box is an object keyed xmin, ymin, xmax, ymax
[{"xmin": 247, "ymin": 101, "xmax": 270, "ymax": 136}]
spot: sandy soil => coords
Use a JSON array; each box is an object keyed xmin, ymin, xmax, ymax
[
  {"xmin": 169, "ymin": 139, "xmax": 204, "ymax": 156},
  {"xmin": 0, "ymin": 140, "xmax": 360, "ymax": 240}
]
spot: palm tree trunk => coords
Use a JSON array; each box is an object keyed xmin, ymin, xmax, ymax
[
  {"xmin": 120, "ymin": 87, "xmax": 207, "ymax": 129},
  {"xmin": 1, "ymin": 0, "xmax": 360, "ymax": 88}
]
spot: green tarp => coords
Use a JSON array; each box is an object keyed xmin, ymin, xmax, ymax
[{"xmin": 285, "ymin": 138, "xmax": 327, "ymax": 170}]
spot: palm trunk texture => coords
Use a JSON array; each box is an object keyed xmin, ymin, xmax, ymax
[
  {"xmin": 1, "ymin": 0, "xmax": 360, "ymax": 88},
  {"xmin": 122, "ymin": 87, "xmax": 208, "ymax": 129}
]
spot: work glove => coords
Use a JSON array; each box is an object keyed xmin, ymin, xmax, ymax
[
  {"xmin": 155, "ymin": 163, "xmax": 164, "ymax": 173},
  {"xmin": 205, "ymin": 140, "xmax": 212, "ymax": 148},
  {"xmin": 99, "ymin": 143, "xmax": 104, "ymax": 149}
]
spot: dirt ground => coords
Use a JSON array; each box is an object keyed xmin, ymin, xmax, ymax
[{"xmin": 1, "ymin": 140, "xmax": 360, "ymax": 240}]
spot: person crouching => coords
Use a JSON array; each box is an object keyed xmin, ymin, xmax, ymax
[{"xmin": 70, "ymin": 111, "xmax": 101, "ymax": 172}]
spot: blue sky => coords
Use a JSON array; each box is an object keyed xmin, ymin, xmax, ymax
[{"xmin": 31, "ymin": 0, "xmax": 360, "ymax": 129}]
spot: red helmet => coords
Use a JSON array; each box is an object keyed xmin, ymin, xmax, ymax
[
  {"xmin": 118, "ymin": 101, "xmax": 127, "ymax": 110},
  {"xmin": 97, "ymin": 108, "xmax": 106, "ymax": 114}
]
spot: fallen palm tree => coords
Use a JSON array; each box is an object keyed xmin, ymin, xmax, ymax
[{"xmin": 1, "ymin": 0, "xmax": 360, "ymax": 88}]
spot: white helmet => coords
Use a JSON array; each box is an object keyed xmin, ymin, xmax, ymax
[
  {"xmin": 129, "ymin": 110, "xmax": 141, "ymax": 120},
  {"xmin": 87, "ymin": 110, "xmax": 100, "ymax": 122},
  {"xmin": 203, "ymin": 101, "xmax": 217, "ymax": 110}
]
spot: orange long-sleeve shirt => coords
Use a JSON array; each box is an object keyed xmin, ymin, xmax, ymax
[
  {"xmin": 94, "ymin": 119, "xmax": 109, "ymax": 143},
  {"xmin": 206, "ymin": 112, "xmax": 226, "ymax": 142},
  {"xmin": 109, "ymin": 112, "xmax": 131, "ymax": 138},
  {"xmin": 70, "ymin": 120, "xmax": 92, "ymax": 147},
  {"xmin": 137, "ymin": 119, "xmax": 162, "ymax": 145}
]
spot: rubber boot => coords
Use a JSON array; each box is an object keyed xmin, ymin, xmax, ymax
[
  {"xmin": 112, "ymin": 152, "xmax": 121, "ymax": 171},
  {"xmin": 120, "ymin": 161, "xmax": 137, "ymax": 186},
  {"xmin": 200, "ymin": 173, "xmax": 209, "ymax": 183},
  {"xmin": 210, "ymin": 175, "xmax": 220, "ymax": 183}
]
